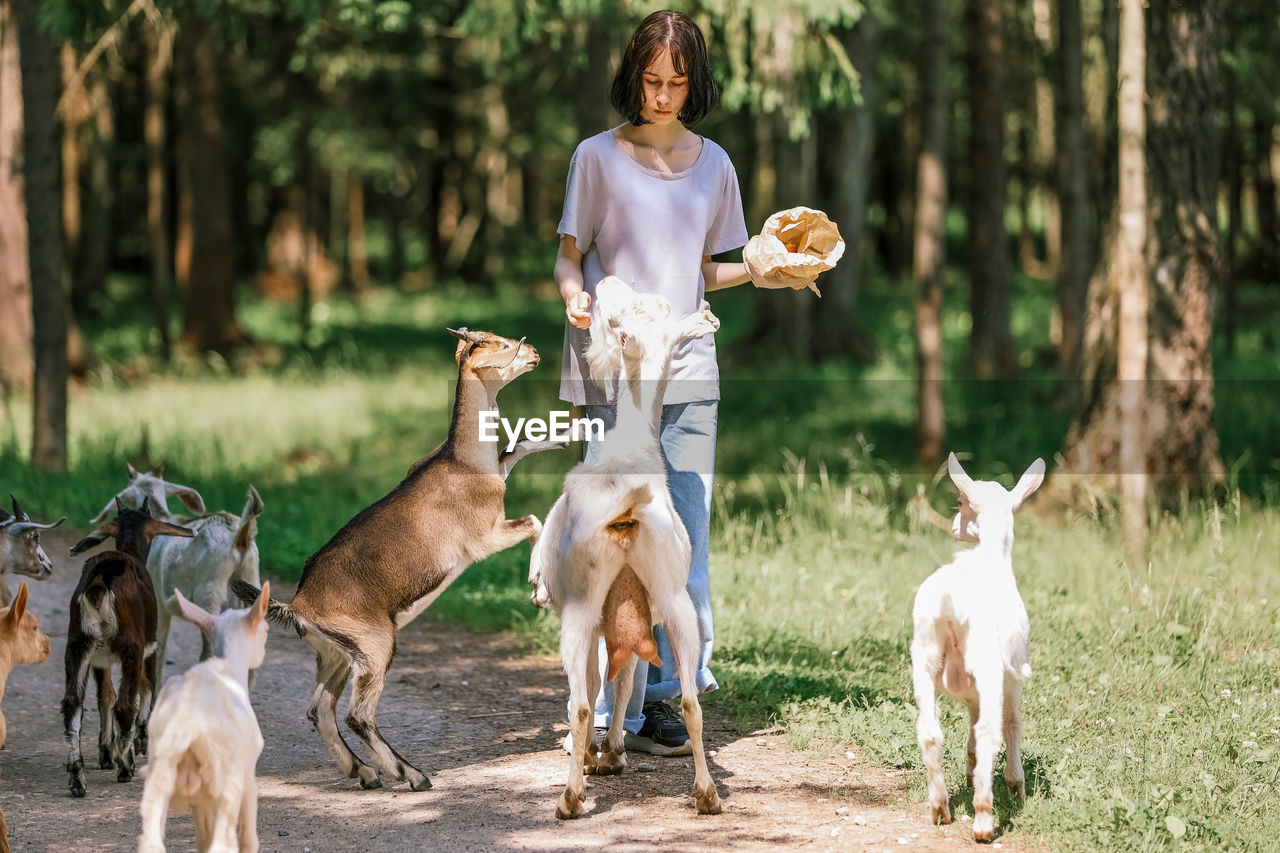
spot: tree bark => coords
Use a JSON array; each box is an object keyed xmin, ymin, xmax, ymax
[
  {"xmin": 1116, "ymin": 0, "xmax": 1148, "ymax": 557},
  {"xmin": 913, "ymin": 0, "xmax": 949, "ymax": 472},
  {"xmin": 347, "ymin": 175, "xmax": 371, "ymax": 295},
  {"xmin": 814, "ymin": 13, "xmax": 877, "ymax": 363},
  {"xmin": 965, "ymin": 0, "xmax": 1017, "ymax": 379},
  {"xmin": 13, "ymin": 0, "xmax": 68, "ymax": 471},
  {"xmin": 0, "ymin": 1, "xmax": 32, "ymax": 399},
  {"xmin": 1060, "ymin": 0, "xmax": 1226, "ymax": 505},
  {"xmin": 144, "ymin": 18, "xmax": 173, "ymax": 359},
  {"xmin": 1254, "ymin": 114, "xmax": 1279, "ymax": 276},
  {"xmin": 1058, "ymin": 0, "xmax": 1090, "ymax": 378},
  {"xmin": 175, "ymin": 15, "xmax": 242, "ymax": 355}
]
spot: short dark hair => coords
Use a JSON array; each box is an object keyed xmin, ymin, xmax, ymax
[{"xmin": 610, "ymin": 10, "xmax": 720, "ymax": 128}]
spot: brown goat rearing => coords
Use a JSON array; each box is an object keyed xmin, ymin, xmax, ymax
[{"xmin": 233, "ymin": 327, "xmax": 546, "ymax": 791}]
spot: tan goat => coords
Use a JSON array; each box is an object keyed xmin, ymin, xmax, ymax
[
  {"xmin": 1, "ymin": 581, "xmax": 51, "ymax": 748},
  {"xmin": 234, "ymin": 327, "xmax": 546, "ymax": 791}
]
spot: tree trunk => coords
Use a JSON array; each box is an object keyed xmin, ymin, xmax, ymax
[
  {"xmin": 347, "ymin": 175, "xmax": 371, "ymax": 294},
  {"xmin": 175, "ymin": 15, "xmax": 242, "ymax": 355},
  {"xmin": 965, "ymin": 0, "xmax": 1017, "ymax": 379},
  {"xmin": 0, "ymin": 1, "xmax": 32, "ymax": 399},
  {"xmin": 1058, "ymin": 0, "xmax": 1090, "ymax": 378},
  {"xmin": 1254, "ymin": 114, "xmax": 1279, "ymax": 276},
  {"xmin": 1222, "ymin": 12, "xmax": 1240, "ymax": 357},
  {"xmin": 76, "ymin": 67, "xmax": 112, "ymax": 313},
  {"xmin": 1061, "ymin": 0, "xmax": 1226, "ymax": 505},
  {"xmin": 814, "ymin": 13, "xmax": 877, "ymax": 363},
  {"xmin": 144, "ymin": 18, "xmax": 173, "ymax": 359},
  {"xmin": 1115, "ymin": 0, "xmax": 1149, "ymax": 557},
  {"xmin": 913, "ymin": 0, "xmax": 949, "ymax": 472},
  {"xmin": 13, "ymin": 0, "xmax": 68, "ymax": 471}
]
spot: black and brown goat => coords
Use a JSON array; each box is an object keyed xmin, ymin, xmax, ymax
[
  {"xmin": 63, "ymin": 500, "xmax": 193, "ymax": 797},
  {"xmin": 234, "ymin": 327, "xmax": 550, "ymax": 791}
]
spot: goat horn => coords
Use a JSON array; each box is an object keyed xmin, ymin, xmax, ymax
[
  {"xmin": 10, "ymin": 495, "xmax": 28, "ymax": 522},
  {"xmin": 150, "ymin": 460, "xmax": 167, "ymax": 477},
  {"xmin": 115, "ymin": 496, "xmax": 127, "ymax": 513},
  {"xmin": 9, "ymin": 517, "xmax": 66, "ymax": 534},
  {"xmin": 501, "ymin": 337, "xmax": 527, "ymax": 368}
]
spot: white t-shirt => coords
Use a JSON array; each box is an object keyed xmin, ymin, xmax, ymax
[{"xmin": 557, "ymin": 129, "xmax": 748, "ymax": 405}]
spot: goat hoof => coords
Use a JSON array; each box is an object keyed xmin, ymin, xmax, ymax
[
  {"xmin": 407, "ymin": 774, "xmax": 432, "ymax": 792},
  {"xmin": 930, "ymin": 804, "xmax": 952, "ymax": 825},
  {"xmin": 973, "ymin": 810, "xmax": 994, "ymax": 842},
  {"xmin": 98, "ymin": 748, "xmax": 114, "ymax": 770},
  {"xmin": 117, "ymin": 768, "xmax": 134, "ymax": 783},
  {"xmin": 695, "ymin": 788, "xmax": 722, "ymax": 816},
  {"xmin": 69, "ymin": 776, "xmax": 87, "ymax": 798},
  {"xmin": 1006, "ymin": 778, "xmax": 1026, "ymax": 801},
  {"xmin": 358, "ymin": 771, "xmax": 383, "ymax": 790},
  {"xmin": 555, "ymin": 790, "xmax": 586, "ymax": 820},
  {"xmin": 594, "ymin": 748, "xmax": 626, "ymax": 776}
]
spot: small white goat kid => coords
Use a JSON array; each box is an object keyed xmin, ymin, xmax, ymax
[
  {"xmin": 528, "ymin": 276, "xmax": 722, "ymax": 819},
  {"xmin": 910, "ymin": 453, "xmax": 1044, "ymax": 843},
  {"xmin": 138, "ymin": 583, "xmax": 270, "ymax": 853}
]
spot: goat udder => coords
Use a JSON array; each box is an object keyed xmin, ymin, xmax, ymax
[{"xmin": 602, "ymin": 566, "xmax": 659, "ymax": 682}]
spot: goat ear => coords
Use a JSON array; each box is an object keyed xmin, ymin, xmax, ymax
[
  {"xmin": 70, "ymin": 524, "xmax": 116, "ymax": 556},
  {"xmin": 171, "ymin": 589, "xmax": 217, "ymax": 634},
  {"xmin": 1011, "ymin": 458, "xmax": 1046, "ymax": 508},
  {"xmin": 7, "ymin": 581, "xmax": 28, "ymax": 624},
  {"xmin": 947, "ymin": 453, "xmax": 976, "ymax": 501},
  {"xmin": 249, "ymin": 581, "xmax": 271, "ymax": 628},
  {"xmin": 164, "ymin": 483, "xmax": 205, "ymax": 515},
  {"xmin": 146, "ymin": 519, "xmax": 195, "ymax": 542}
]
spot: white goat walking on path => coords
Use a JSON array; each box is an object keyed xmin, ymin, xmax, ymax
[
  {"xmin": 910, "ymin": 453, "xmax": 1044, "ymax": 843},
  {"xmin": 138, "ymin": 584, "xmax": 270, "ymax": 853},
  {"xmin": 528, "ymin": 276, "xmax": 722, "ymax": 819}
]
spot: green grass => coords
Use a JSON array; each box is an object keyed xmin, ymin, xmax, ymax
[{"xmin": 3, "ymin": 270, "xmax": 1278, "ymax": 849}]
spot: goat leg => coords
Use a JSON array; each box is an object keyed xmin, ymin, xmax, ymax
[
  {"xmin": 93, "ymin": 667, "xmax": 116, "ymax": 769},
  {"xmin": 62, "ymin": 642, "xmax": 94, "ymax": 798},
  {"xmin": 113, "ymin": 648, "xmax": 145, "ymax": 783},
  {"xmin": 344, "ymin": 637, "xmax": 431, "ymax": 791},
  {"xmin": 657, "ymin": 591, "xmax": 721, "ymax": 815}
]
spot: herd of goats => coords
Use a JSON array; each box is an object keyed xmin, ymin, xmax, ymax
[{"xmin": 0, "ymin": 277, "xmax": 1045, "ymax": 849}]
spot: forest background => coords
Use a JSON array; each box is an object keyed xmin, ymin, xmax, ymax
[{"xmin": 2, "ymin": 0, "xmax": 1279, "ymax": 849}]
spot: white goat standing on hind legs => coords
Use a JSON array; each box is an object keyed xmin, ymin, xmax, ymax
[
  {"xmin": 911, "ymin": 453, "xmax": 1045, "ymax": 843},
  {"xmin": 528, "ymin": 276, "xmax": 722, "ymax": 820}
]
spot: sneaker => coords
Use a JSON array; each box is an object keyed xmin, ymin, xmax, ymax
[
  {"xmin": 625, "ymin": 701, "xmax": 693, "ymax": 756},
  {"xmin": 563, "ymin": 727, "xmax": 608, "ymax": 754}
]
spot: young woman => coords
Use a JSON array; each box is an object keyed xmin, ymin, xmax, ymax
[{"xmin": 555, "ymin": 9, "xmax": 813, "ymax": 755}]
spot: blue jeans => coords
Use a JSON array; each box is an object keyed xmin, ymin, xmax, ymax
[{"xmin": 583, "ymin": 401, "xmax": 719, "ymax": 734}]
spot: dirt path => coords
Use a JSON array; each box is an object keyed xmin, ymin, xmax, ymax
[{"xmin": 1, "ymin": 530, "xmax": 1028, "ymax": 851}]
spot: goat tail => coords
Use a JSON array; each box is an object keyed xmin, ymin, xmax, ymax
[
  {"xmin": 233, "ymin": 486, "xmax": 265, "ymax": 554},
  {"xmin": 602, "ymin": 483, "xmax": 653, "ymax": 548},
  {"xmin": 229, "ymin": 578, "xmax": 300, "ymax": 633}
]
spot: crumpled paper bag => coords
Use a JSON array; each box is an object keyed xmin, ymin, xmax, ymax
[{"xmin": 743, "ymin": 206, "xmax": 845, "ymax": 296}]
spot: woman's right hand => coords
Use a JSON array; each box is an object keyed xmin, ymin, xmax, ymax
[{"xmin": 566, "ymin": 291, "xmax": 592, "ymax": 329}]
